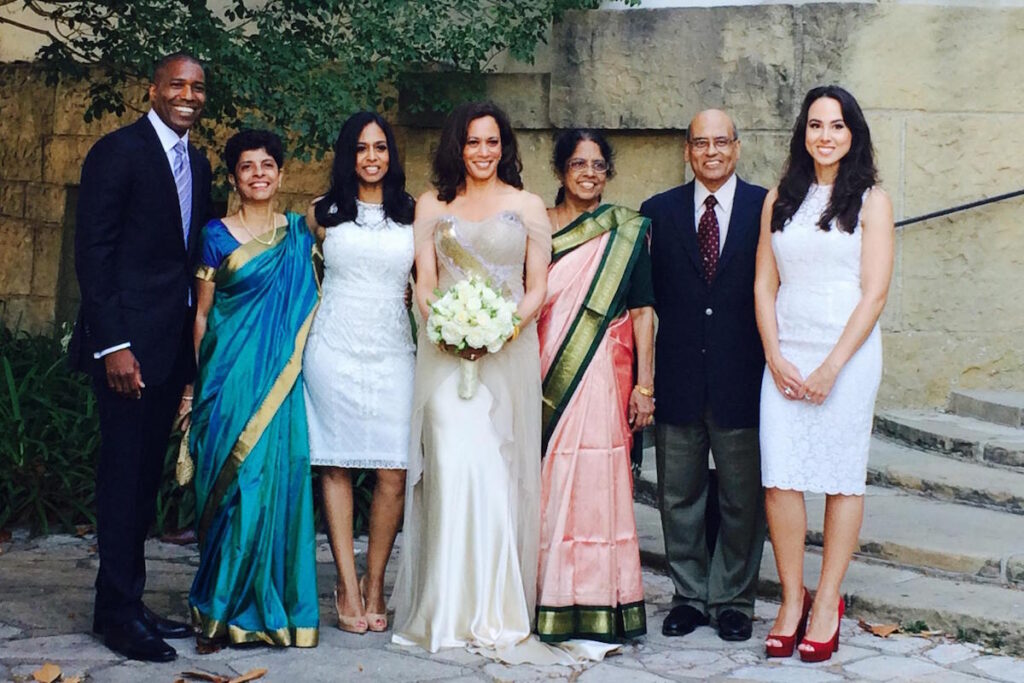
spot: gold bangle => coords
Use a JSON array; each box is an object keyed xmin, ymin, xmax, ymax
[
  {"xmin": 511, "ymin": 324, "xmax": 520, "ymax": 342},
  {"xmin": 633, "ymin": 384, "xmax": 654, "ymax": 397}
]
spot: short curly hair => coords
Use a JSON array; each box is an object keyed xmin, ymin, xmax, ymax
[{"xmin": 223, "ymin": 129, "xmax": 285, "ymax": 176}]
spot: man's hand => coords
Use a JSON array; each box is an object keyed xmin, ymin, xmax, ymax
[{"xmin": 104, "ymin": 348, "xmax": 144, "ymax": 399}]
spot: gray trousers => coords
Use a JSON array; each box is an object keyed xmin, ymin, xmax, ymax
[{"xmin": 655, "ymin": 413, "xmax": 766, "ymax": 618}]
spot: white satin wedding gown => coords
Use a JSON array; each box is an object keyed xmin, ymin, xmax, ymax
[{"xmin": 391, "ymin": 211, "xmax": 616, "ymax": 664}]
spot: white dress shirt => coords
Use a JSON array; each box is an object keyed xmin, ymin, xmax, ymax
[
  {"xmin": 692, "ymin": 173, "xmax": 737, "ymax": 255},
  {"xmin": 147, "ymin": 108, "xmax": 190, "ymax": 169},
  {"xmin": 93, "ymin": 110, "xmax": 190, "ymax": 360}
]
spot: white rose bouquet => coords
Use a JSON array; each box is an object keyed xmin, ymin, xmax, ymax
[{"xmin": 426, "ymin": 276, "xmax": 521, "ymax": 399}]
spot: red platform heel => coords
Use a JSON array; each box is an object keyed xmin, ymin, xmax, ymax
[
  {"xmin": 798, "ymin": 596, "xmax": 845, "ymax": 663},
  {"xmin": 765, "ymin": 587, "xmax": 812, "ymax": 658}
]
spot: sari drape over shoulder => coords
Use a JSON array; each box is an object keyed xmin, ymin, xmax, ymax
[
  {"xmin": 188, "ymin": 212, "xmax": 321, "ymax": 647},
  {"xmin": 536, "ymin": 204, "xmax": 651, "ymax": 643}
]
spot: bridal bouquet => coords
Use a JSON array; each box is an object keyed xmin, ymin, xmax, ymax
[{"xmin": 426, "ymin": 276, "xmax": 520, "ymax": 399}]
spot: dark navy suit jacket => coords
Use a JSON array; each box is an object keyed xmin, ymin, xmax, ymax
[
  {"xmin": 70, "ymin": 116, "xmax": 212, "ymax": 386},
  {"xmin": 641, "ymin": 176, "xmax": 767, "ymax": 429}
]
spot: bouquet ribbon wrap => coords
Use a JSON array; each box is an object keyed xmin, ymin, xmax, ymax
[{"xmin": 458, "ymin": 358, "xmax": 479, "ymax": 399}]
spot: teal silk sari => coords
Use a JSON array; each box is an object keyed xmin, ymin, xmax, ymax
[{"xmin": 188, "ymin": 212, "xmax": 320, "ymax": 647}]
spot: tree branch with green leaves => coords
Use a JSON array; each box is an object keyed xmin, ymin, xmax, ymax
[{"xmin": 2, "ymin": 0, "xmax": 637, "ymax": 159}]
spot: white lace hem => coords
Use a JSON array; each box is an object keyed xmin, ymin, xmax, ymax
[
  {"xmin": 311, "ymin": 458, "xmax": 408, "ymax": 470},
  {"xmin": 761, "ymin": 479, "xmax": 866, "ymax": 496}
]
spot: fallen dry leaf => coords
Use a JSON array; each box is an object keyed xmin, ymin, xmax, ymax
[
  {"xmin": 64, "ymin": 677, "xmax": 83, "ymax": 683},
  {"xmin": 33, "ymin": 662, "xmax": 62, "ymax": 683},
  {"xmin": 858, "ymin": 619, "xmax": 900, "ymax": 638},
  {"xmin": 74, "ymin": 524, "xmax": 94, "ymax": 537},
  {"xmin": 196, "ymin": 639, "xmax": 225, "ymax": 655},
  {"xmin": 228, "ymin": 668, "xmax": 268, "ymax": 683},
  {"xmin": 914, "ymin": 629, "xmax": 944, "ymax": 638},
  {"xmin": 180, "ymin": 671, "xmax": 229, "ymax": 683}
]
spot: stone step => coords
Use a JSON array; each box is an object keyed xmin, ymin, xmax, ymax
[
  {"xmin": 867, "ymin": 437, "xmax": 1024, "ymax": 515},
  {"xmin": 633, "ymin": 501, "xmax": 1024, "ymax": 655},
  {"xmin": 637, "ymin": 435, "xmax": 1024, "ymax": 515},
  {"xmin": 949, "ymin": 389, "xmax": 1024, "ymax": 429},
  {"xmin": 806, "ymin": 486, "xmax": 1024, "ymax": 580},
  {"xmin": 635, "ymin": 458, "xmax": 1024, "ymax": 580},
  {"xmin": 874, "ymin": 408, "xmax": 1024, "ymax": 469}
]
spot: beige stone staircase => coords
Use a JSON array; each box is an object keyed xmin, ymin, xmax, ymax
[{"xmin": 633, "ymin": 389, "xmax": 1024, "ymax": 653}]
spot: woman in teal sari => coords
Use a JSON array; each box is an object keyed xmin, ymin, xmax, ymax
[{"xmin": 188, "ymin": 129, "xmax": 320, "ymax": 648}]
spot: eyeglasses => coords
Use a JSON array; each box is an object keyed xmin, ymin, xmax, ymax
[
  {"xmin": 689, "ymin": 137, "xmax": 736, "ymax": 152},
  {"xmin": 567, "ymin": 158, "xmax": 609, "ymax": 174}
]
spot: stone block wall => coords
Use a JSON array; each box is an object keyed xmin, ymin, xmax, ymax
[
  {"xmin": 0, "ymin": 66, "xmax": 62, "ymax": 332},
  {"xmin": 1, "ymin": 2, "xmax": 1021, "ymax": 407}
]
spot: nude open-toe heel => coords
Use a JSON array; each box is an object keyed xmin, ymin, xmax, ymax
[
  {"xmin": 359, "ymin": 575, "xmax": 388, "ymax": 633},
  {"xmin": 334, "ymin": 587, "xmax": 368, "ymax": 634}
]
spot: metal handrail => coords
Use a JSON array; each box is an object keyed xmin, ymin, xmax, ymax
[{"xmin": 895, "ymin": 188, "xmax": 1024, "ymax": 229}]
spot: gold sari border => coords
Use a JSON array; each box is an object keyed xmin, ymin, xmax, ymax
[
  {"xmin": 191, "ymin": 606, "xmax": 319, "ymax": 648},
  {"xmin": 197, "ymin": 305, "xmax": 317, "ymax": 542},
  {"xmin": 195, "ymin": 264, "xmax": 217, "ymax": 282},
  {"xmin": 536, "ymin": 601, "xmax": 647, "ymax": 643},
  {"xmin": 551, "ymin": 203, "xmax": 615, "ymax": 258},
  {"xmin": 541, "ymin": 207, "xmax": 649, "ymax": 446},
  {"xmin": 214, "ymin": 223, "xmax": 288, "ymax": 286}
]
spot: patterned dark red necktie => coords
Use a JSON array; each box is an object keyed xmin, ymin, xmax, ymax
[{"xmin": 697, "ymin": 194, "xmax": 720, "ymax": 283}]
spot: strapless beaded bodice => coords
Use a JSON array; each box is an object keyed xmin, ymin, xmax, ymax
[{"xmin": 434, "ymin": 211, "xmax": 527, "ymax": 302}]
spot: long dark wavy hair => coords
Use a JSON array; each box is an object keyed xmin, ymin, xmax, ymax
[
  {"xmin": 313, "ymin": 111, "xmax": 414, "ymax": 228},
  {"xmin": 552, "ymin": 128, "xmax": 616, "ymax": 206},
  {"xmin": 432, "ymin": 101, "xmax": 523, "ymax": 202},
  {"xmin": 771, "ymin": 85, "xmax": 877, "ymax": 234}
]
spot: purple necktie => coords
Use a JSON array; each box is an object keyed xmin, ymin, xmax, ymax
[
  {"xmin": 172, "ymin": 140, "xmax": 192, "ymax": 246},
  {"xmin": 698, "ymin": 194, "xmax": 720, "ymax": 283}
]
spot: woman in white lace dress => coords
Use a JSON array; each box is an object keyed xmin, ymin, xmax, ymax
[
  {"xmin": 754, "ymin": 86, "xmax": 894, "ymax": 663},
  {"xmin": 303, "ymin": 112, "xmax": 415, "ymax": 634}
]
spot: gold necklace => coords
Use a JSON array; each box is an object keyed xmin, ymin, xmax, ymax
[{"xmin": 238, "ymin": 209, "xmax": 278, "ymax": 246}]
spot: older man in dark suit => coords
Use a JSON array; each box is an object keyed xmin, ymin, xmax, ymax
[
  {"xmin": 640, "ymin": 109, "xmax": 767, "ymax": 642},
  {"xmin": 69, "ymin": 52, "xmax": 212, "ymax": 662}
]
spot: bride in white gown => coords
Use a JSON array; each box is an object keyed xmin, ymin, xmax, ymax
[{"xmin": 391, "ymin": 102, "xmax": 615, "ymax": 664}]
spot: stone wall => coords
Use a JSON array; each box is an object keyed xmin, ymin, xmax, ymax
[{"xmin": 1, "ymin": 2, "xmax": 1021, "ymax": 407}]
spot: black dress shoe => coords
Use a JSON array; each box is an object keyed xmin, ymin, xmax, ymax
[
  {"xmin": 662, "ymin": 604, "xmax": 709, "ymax": 637},
  {"xmin": 717, "ymin": 608, "xmax": 753, "ymax": 641},
  {"xmin": 94, "ymin": 605, "xmax": 192, "ymax": 640},
  {"xmin": 103, "ymin": 618, "xmax": 176, "ymax": 662},
  {"xmin": 141, "ymin": 605, "xmax": 193, "ymax": 639}
]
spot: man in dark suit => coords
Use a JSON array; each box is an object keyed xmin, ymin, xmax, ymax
[
  {"xmin": 640, "ymin": 109, "xmax": 767, "ymax": 642},
  {"xmin": 69, "ymin": 52, "xmax": 212, "ymax": 662}
]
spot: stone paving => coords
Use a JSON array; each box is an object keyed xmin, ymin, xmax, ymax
[{"xmin": 1, "ymin": 531, "xmax": 1023, "ymax": 682}]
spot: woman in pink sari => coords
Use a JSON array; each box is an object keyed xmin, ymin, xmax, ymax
[{"xmin": 536, "ymin": 129, "xmax": 655, "ymax": 643}]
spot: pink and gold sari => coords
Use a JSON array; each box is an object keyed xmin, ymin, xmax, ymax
[{"xmin": 536, "ymin": 204, "xmax": 649, "ymax": 643}]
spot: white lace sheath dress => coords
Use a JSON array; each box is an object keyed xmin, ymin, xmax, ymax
[
  {"xmin": 759, "ymin": 184, "xmax": 882, "ymax": 495},
  {"xmin": 302, "ymin": 200, "xmax": 415, "ymax": 469}
]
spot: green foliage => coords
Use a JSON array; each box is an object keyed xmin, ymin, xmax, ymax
[
  {"xmin": 9, "ymin": 0, "xmax": 636, "ymax": 161},
  {"xmin": 0, "ymin": 327, "xmax": 99, "ymax": 534},
  {"xmin": 902, "ymin": 620, "xmax": 930, "ymax": 634},
  {"xmin": 0, "ymin": 326, "xmax": 372, "ymax": 537}
]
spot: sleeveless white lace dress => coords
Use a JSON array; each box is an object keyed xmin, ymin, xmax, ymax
[
  {"xmin": 302, "ymin": 200, "xmax": 415, "ymax": 469},
  {"xmin": 759, "ymin": 184, "xmax": 882, "ymax": 495}
]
